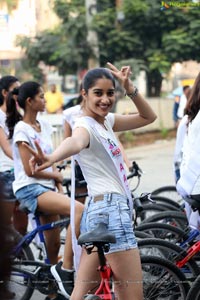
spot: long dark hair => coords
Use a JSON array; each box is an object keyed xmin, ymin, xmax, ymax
[
  {"xmin": 82, "ymin": 68, "xmax": 115, "ymax": 93},
  {"xmin": 185, "ymin": 72, "xmax": 200, "ymax": 123},
  {"xmin": 6, "ymin": 81, "xmax": 41, "ymax": 139},
  {"xmin": 0, "ymin": 75, "xmax": 18, "ymax": 106}
]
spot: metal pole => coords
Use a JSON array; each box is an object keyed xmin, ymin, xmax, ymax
[{"xmin": 85, "ymin": 0, "xmax": 99, "ymax": 68}]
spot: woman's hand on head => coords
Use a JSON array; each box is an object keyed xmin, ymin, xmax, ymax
[
  {"xmin": 22, "ymin": 141, "xmax": 53, "ymax": 174},
  {"xmin": 107, "ymin": 62, "xmax": 134, "ymax": 93}
]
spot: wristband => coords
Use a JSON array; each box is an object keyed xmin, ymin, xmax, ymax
[{"xmin": 126, "ymin": 87, "xmax": 139, "ymax": 100}]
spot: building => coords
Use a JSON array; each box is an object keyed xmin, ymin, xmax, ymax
[{"xmin": 0, "ymin": 0, "xmax": 59, "ymax": 77}]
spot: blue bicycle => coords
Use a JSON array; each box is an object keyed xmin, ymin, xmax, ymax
[{"xmin": 9, "ymin": 211, "xmax": 70, "ymax": 300}]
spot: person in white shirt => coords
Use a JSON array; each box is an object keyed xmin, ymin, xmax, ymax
[
  {"xmin": 0, "ymin": 76, "xmax": 28, "ymax": 235},
  {"xmin": 24, "ymin": 63, "xmax": 157, "ymax": 300},
  {"xmin": 177, "ymin": 85, "xmax": 191, "ymax": 120},
  {"xmin": 176, "ymin": 73, "xmax": 200, "ymax": 230},
  {"xmin": 6, "ymin": 81, "xmax": 84, "ymax": 299},
  {"xmin": 63, "ymin": 88, "xmax": 133, "ymax": 204}
]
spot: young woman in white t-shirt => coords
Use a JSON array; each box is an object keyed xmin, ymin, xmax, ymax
[
  {"xmin": 0, "ymin": 76, "xmax": 29, "ymax": 235},
  {"xmin": 176, "ymin": 72, "xmax": 200, "ymax": 230},
  {"xmin": 24, "ymin": 63, "xmax": 157, "ymax": 300},
  {"xmin": 6, "ymin": 81, "xmax": 84, "ymax": 300},
  {"xmin": 63, "ymin": 88, "xmax": 133, "ymax": 204}
]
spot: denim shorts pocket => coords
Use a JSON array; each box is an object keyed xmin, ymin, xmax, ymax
[{"xmin": 87, "ymin": 212, "xmax": 109, "ymax": 231}]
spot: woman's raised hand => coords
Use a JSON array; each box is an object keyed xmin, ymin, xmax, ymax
[
  {"xmin": 107, "ymin": 62, "xmax": 134, "ymax": 94},
  {"xmin": 23, "ymin": 141, "xmax": 53, "ymax": 174}
]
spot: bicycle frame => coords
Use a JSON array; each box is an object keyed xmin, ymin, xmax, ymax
[
  {"xmin": 176, "ymin": 240, "xmax": 200, "ymax": 268},
  {"xmin": 94, "ymin": 246, "xmax": 113, "ymax": 300},
  {"xmin": 83, "ymin": 242, "xmax": 114, "ymax": 300},
  {"xmin": 12, "ymin": 214, "xmax": 69, "ymax": 263}
]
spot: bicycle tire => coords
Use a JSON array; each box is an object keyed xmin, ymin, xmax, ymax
[
  {"xmin": 150, "ymin": 195, "xmax": 183, "ymax": 210},
  {"xmin": 9, "ymin": 238, "xmax": 35, "ymax": 300},
  {"xmin": 136, "ymin": 203, "xmax": 180, "ymax": 225},
  {"xmin": 186, "ymin": 274, "xmax": 200, "ymax": 300},
  {"xmin": 136, "ymin": 222, "xmax": 189, "ymax": 243},
  {"xmin": 141, "ymin": 255, "xmax": 190, "ymax": 299},
  {"xmin": 138, "ymin": 238, "xmax": 200, "ymax": 277},
  {"xmin": 141, "ymin": 210, "xmax": 188, "ymax": 228},
  {"xmin": 151, "ymin": 185, "xmax": 183, "ymax": 204}
]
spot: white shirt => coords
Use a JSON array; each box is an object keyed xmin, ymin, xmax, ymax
[
  {"xmin": 74, "ymin": 114, "xmax": 126, "ymax": 197},
  {"xmin": 178, "ymin": 111, "xmax": 200, "ymax": 195},
  {"xmin": 63, "ymin": 105, "xmax": 82, "ymax": 129},
  {"xmin": 12, "ymin": 119, "xmax": 55, "ymax": 193},
  {"xmin": 174, "ymin": 115, "xmax": 188, "ymax": 169},
  {"xmin": 0, "ymin": 108, "xmax": 13, "ymax": 172},
  {"xmin": 177, "ymin": 94, "xmax": 187, "ymax": 119}
]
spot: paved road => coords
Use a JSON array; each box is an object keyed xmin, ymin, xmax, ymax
[{"xmin": 26, "ymin": 138, "xmax": 176, "ymax": 300}]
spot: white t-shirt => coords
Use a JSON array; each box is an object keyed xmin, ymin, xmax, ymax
[
  {"xmin": 73, "ymin": 114, "xmax": 126, "ymax": 197},
  {"xmin": 178, "ymin": 111, "xmax": 200, "ymax": 195},
  {"xmin": 63, "ymin": 105, "xmax": 82, "ymax": 129},
  {"xmin": 177, "ymin": 94, "xmax": 187, "ymax": 119},
  {"xmin": 12, "ymin": 119, "xmax": 55, "ymax": 193},
  {"xmin": 0, "ymin": 108, "xmax": 13, "ymax": 172},
  {"xmin": 174, "ymin": 115, "xmax": 188, "ymax": 168}
]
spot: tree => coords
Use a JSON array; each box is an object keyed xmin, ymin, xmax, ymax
[
  {"xmin": 17, "ymin": 0, "xmax": 200, "ymax": 96},
  {"xmin": 16, "ymin": 0, "xmax": 91, "ymax": 82},
  {"xmin": 93, "ymin": 0, "xmax": 200, "ymax": 96}
]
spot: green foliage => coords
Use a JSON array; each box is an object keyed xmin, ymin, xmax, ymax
[
  {"xmin": 15, "ymin": 0, "xmax": 200, "ymax": 95},
  {"xmin": 123, "ymin": 131, "xmax": 134, "ymax": 143},
  {"xmin": 17, "ymin": 0, "xmax": 91, "ymax": 76},
  {"xmin": 160, "ymin": 128, "xmax": 169, "ymax": 139}
]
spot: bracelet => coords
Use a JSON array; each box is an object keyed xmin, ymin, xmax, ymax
[{"xmin": 126, "ymin": 87, "xmax": 139, "ymax": 100}]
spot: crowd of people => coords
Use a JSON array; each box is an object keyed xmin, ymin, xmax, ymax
[
  {"xmin": 2, "ymin": 62, "xmax": 200, "ymax": 300},
  {"xmin": 0, "ymin": 63, "xmax": 157, "ymax": 300}
]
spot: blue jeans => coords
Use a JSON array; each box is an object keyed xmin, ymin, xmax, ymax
[
  {"xmin": 80, "ymin": 193, "xmax": 137, "ymax": 253},
  {"xmin": 15, "ymin": 184, "xmax": 54, "ymax": 214}
]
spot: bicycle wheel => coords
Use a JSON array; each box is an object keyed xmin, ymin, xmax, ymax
[
  {"xmin": 141, "ymin": 210, "xmax": 188, "ymax": 228},
  {"xmin": 141, "ymin": 255, "xmax": 190, "ymax": 299},
  {"xmin": 136, "ymin": 222, "xmax": 189, "ymax": 243},
  {"xmin": 9, "ymin": 241, "xmax": 35, "ymax": 300},
  {"xmin": 152, "ymin": 185, "xmax": 183, "ymax": 204},
  {"xmin": 150, "ymin": 195, "xmax": 183, "ymax": 210},
  {"xmin": 136, "ymin": 203, "xmax": 175, "ymax": 224},
  {"xmin": 186, "ymin": 274, "xmax": 200, "ymax": 300},
  {"xmin": 138, "ymin": 238, "xmax": 200, "ymax": 278}
]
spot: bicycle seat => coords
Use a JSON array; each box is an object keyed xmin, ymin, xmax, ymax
[
  {"xmin": 78, "ymin": 223, "xmax": 116, "ymax": 246},
  {"xmin": 185, "ymin": 195, "xmax": 200, "ymax": 210}
]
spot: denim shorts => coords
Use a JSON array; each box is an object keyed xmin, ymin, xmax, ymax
[
  {"xmin": 80, "ymin": 193, "xmax": 137, "ymax": 253},
  {"xmin": 15, "ymin": 184, "xmax": 54, "ymax": 214},
  {"xmin": 0, "ymin": 171, "xmax": 16, "ymax": 202}
]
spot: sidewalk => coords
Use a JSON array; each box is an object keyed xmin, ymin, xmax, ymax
[{"xmin": 125, "ymin": 138, "xmax": 176, "ymax": 194}]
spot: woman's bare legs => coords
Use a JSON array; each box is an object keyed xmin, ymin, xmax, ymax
[
  {"xmin": 13, "ymin": 201, "xmax": 28, "ymax": 235},
  {"xmin": 37, "ymin": 191, "xmax": 84, "ymax": 269},
  {"xmin": 71, "ymin": 248, "xmax": 143, "ymax": 300},
  {"xmin": 107, "ymin": 249, "xmax": 143, "ymax": 300},
  {"xmin": 71, "ymin": 249, "xmax": 101, "ymax": 300},
  {"xmin": 40, "ymin": 214, "xmax": 61, "ymax": 300},
  {"xmin": 40, "ymin": 214, "xmax": 60, "ymax": 264}
]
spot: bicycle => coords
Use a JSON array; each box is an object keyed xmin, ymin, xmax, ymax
[
  {"xmin": 186, "ymin": 273, "xmax": 200, "ymax": 299},
  {"xmin": 8, "ymin": 210, "xmax": 70, "ymax": 300},
  {"xmin": 78, "ymin": 222, "xmax": 190, "ymax": 299}
]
